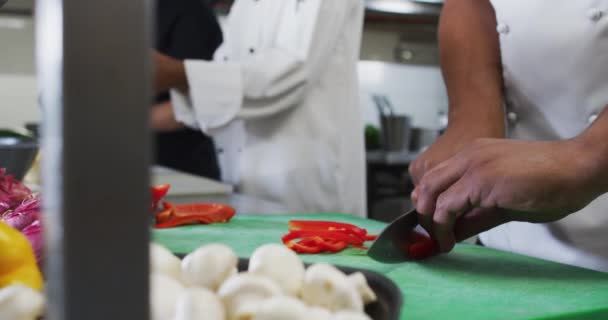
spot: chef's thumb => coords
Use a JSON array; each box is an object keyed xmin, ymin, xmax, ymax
[{"xmin": 453, "ymin": 208, "xmax": 511, "ymax": 242}]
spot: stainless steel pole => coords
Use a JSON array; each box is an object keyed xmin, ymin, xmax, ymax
[{"xmin": 36, "ymin": 0, "xmax": 152, "ymax": 318}]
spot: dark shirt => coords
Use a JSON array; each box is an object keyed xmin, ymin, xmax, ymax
[{"xmin": 154, "ymin": 0, "xmax": 223, "ymax": 180}]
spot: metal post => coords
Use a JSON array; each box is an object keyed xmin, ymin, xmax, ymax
[{"xmin": 36, "ymin": 0, "xmax": 152, "ymax": 318}]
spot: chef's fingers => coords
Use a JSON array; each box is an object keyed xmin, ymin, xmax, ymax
[
  {"xmin": 431, "ymin": 179, "xmax": 472, "ymax": 253},
  {"xmin": 453, "ymin": 208, "xmax": 511, "ymax": 242},
  {"xmin": 411, "ymin": 188, "xmax": 419, "ymax": 205},
  {"xmin": 415, "ymin": 158, "xmax": 465, "ymax": 218}
]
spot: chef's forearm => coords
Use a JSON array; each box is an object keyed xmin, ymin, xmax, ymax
[
  {"xmin": 575, "ymin": 107, "xmax": 608, "ymax": 196},
  {"xmin": 150, "ymin": 101, "xmax": 185, "ymax": 132},
  {"xmin": 153, "ymin": 51, "xmax": 188, "ymax": 94},
  {"xmin": 438, "ymin": 0, "xmax": 505, "ymax": 137}
]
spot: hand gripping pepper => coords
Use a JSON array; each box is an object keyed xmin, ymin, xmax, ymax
[{"xmin": 0, "ymin": 222, "xmax": 43, "ymax": 290}]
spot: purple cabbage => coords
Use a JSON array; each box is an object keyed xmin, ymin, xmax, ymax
[
  {"xmin": 22, "ymin": 220, "xmax": 43, "ymax": 265},
  {"xmin": 1, "ymin": 197, "xmax": 40, "ymax": 230},
  {"xmin": 0, "ymin": 168, "xmax": 32, "ymax": 211}
]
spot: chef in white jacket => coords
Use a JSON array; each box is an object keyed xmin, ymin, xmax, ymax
[
  {"xmin": 165, "ymin": 0, "xmax": 367, "ymax": 217},
  {"xmin": 410, "ymin": 0, "xmax": 608, "ymax": 271}
]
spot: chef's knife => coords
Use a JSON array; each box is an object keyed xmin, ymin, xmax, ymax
[{"xmin": 368, "ymin": 209, "xmax": 420, "ymax": 263}]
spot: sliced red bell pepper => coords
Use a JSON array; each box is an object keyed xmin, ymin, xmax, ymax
[
  {"xmin": 150, "ymin": 184, "xmax": 170, "ymax": 211},
  {"xmin": 364, "ymin": 234, "xmax": 378, "ymax": 241},
  {"xmin": 155, "ymin": 208, "xmax": 173, "ymax": 224},
  {"xmin": 403, "ymin": 231, "xmax": 440, "ymax": 260},
  {"xmin": 319, "ymin": 239, "xmax": 348, "ymax": 252},
  {"xmin": 282, "ymin": 230, "xmax": 365, "ymax": 246},
  {"xmin": 288, "ymin": 220, "xmax": 368, "ymax": 239},
  {"xmin": 154, "ymin": 203, "xmax": 236, "ymax": 229},
  {"xmin": 285, "ymin": 239, "xmax": 323, "ymax": 254}
]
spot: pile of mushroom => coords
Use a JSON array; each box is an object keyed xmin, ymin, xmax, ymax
[{"xmin": 150, "ymin": 243, "xmax": 378, "ymax": 320}]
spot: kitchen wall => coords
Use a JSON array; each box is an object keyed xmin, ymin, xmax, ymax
[
  {"xmin": 0, "ymin": 12, "xmax": 38, "ymax": 129},
  {"xmin": 359, "ymin": 20, "xmax": 446, "ymax": 129}
]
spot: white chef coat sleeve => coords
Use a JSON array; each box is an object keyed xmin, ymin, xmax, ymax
[{"xmin": 176, "ymin": 0, "xmax": 357, "ymax": 131}]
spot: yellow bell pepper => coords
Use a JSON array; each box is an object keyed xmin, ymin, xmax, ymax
[{"xmin": 0, "ymin": 221, "xmax": 43, "ymax": 290}]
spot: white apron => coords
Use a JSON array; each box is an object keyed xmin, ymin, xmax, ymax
[
  {"xmin": 170, "ymin": 0, "xmax": 367, "ymax": 217},
  {"xmin": 481, "ymin": 0, "xmax": 608, "ymax": 271}
]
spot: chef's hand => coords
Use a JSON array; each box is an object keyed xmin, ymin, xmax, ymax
[
  {"xmin": 153, "ymin": 51, "xmax": 188, "ymax": 94},
  {"xmin": 413, "ymin": 137, "xmax": 604, "ymax": 253},
  {"xmin": 151, "ymin": 101, "xmax": 185, "ymax": 132},
  {"xmin": 409, "ymin": 124, "xmax": 504, "ymax": 185}
]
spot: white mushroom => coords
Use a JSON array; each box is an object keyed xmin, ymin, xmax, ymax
[
  {"xmin": 252, "ymin": 295, "xmax": 308, "ymax": 320},
  {"xmin": 308, "ymin": 307, "xmax": 333, "ymax": 320},
  {"xmin": 348, "ymin": 272, "xmax": 377, "ymax": 304},
  {"xmin": 181, "ymin": 244, "xmax": 238, "ymax": 290},
  {"xmin": 174, "ymin": 287, "xmax": 225, "ymax": 320},
  {"xmin": 150, "ymin": 273, "xmax": 185, "ymax": 320},
  {"xmin": 150, "ymin": 243, "xmax": 182, "ymax": 280},
  {"xmin": 0, "ymin": 284, "xmax": 45, "ymax": 320},
  {"xmin": 301, "ymin": 264, "xmax": 363, "ymax": 312},
  {"xmin": 331, "ymin": 310, "xmax": 372, "ymax": 320},
  {"xmin": 218, "ymin": 273, "xmax": 282, "ymax": 320},
  {"xmin": 248, "ymin": 243, "xmax": 305, "ymax": 296}
]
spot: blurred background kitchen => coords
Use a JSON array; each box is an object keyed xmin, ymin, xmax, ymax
[{"xmin": 0, "ymin": 0, "xmax": 448, "ymax": 222}]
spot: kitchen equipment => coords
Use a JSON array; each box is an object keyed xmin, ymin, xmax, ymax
[
  {"xmin": 154, "ymin": 213, "xmax": 608, "ymax": 320},
  {"xmin": 409, "ymin": 127, "xmax": 440, "ymax": 152},
  {"xmin": 373, "ymin": 95, "xmax": 412, "ymax": 152},
  {"xmin": 367, "ymin": 209, "xmax": 419, "ymax": 263},
  {"xmin": 0, "ymin": 130, "xmax": 38, "ymax": 180}
]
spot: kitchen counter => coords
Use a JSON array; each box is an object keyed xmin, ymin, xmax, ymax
[{"xmin": 155, "ymin": 214, "xmax": 608, "ymax": 320}]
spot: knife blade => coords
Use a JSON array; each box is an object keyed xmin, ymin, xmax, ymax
[{"xmin": 367, "ymin": 209, "xmax": 420, "ymax": 263}]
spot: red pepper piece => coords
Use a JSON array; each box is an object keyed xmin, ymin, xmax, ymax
[
  {"xmin": 154, "ymin": 203, "xmax": 236, "ymax": 229},
  {"xmin": 364, "ymin": 234, "xmax": 378, "ymax": 241},
  {"xmin": 282, "ymin": 230, "xmax": 365, "ymax": 246},
  {"xmin": 404, "ymin": 231, "xmax": 440, "ymax": 260},
  {"xmin": 288, "ymin": 220, "xmax": 368, "ymax": 238},
  {"xmin": 150, "ymin": 184, "xmax": 170, "ymax": 211},
  {"xmin": 319, "ymin": 239, "xmax": 348, "ymax": 252},
  {"xmin": 155, "ymin": 208, "xmax": 173, "ymax": 224},
  {"xmin": 285, "ymin": 239, "xmax": 322, "ymax": 254}
]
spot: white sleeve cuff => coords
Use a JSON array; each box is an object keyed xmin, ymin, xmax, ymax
[
  {"xmin": 169, "ymin": 89, "xmax": 199, "ymax": 130},
  {"xmin": 184, "ymin": 60, "xmax": 243, "ymax": 132}
]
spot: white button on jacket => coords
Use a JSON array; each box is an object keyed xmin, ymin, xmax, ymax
[
  {"xmin": 482, "ymin": 0, "xmax": 608, "ymax": 271},
  {"xmin": 171, "ymin": 0, "xmax": 367, "ymax": 217}
]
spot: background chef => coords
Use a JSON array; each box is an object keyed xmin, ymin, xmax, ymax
[
  {"xmin": 154, "ymin": 0, "xmax": 367, "ymax": 217},
  {"xmin": 151, "ymin": 0, "xmax": 222, "ymax": 180},
  {"xmin": 410, "ymin": 0, "xmax": 608, "ymax": 271}
]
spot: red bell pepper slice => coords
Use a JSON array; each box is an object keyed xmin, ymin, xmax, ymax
[
  {"xmin": 364, "ymin": 234, "xmax": 378, "ymax": 241},
  {"xmin": 150, "ymin": 184, "xmax": 170, "ymax": 211},
  {"xmin": 285, "ymin": 239, "xmax": 323, "ymax": 254},
  {"xmin": 403, "ymin": 231, "xmax": 440, "ymax": 260},
  {"xmin": 283, "ymin": 236, "xmax": 347, "ymax": 254},
  {"xmin": 288, "ymin": 220, "xmax": 368, "ymax": 239},
  {"xmin": 154, "ymin": 203, "xmax": 236, "ymax": 229},
  {"xmin": 282, "ymin": 230, "xmax": 365, "ymax": 246},
  {"xmin": 155, "ymin": 208, "xmax": 173, "ymax": 224}
]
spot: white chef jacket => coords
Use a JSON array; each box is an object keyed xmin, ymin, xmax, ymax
[
  {"xmin": 481, "ymin": 0, "xmax": 608, "ymax": 271},
  {"xmin": 170, "ymin": 0, "xmax": 367, "ymax": 217}
]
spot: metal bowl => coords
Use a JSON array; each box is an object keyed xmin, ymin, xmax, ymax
[{"xmin": 0, "ymin": 132, "xmax": 38, "ymax": 181}]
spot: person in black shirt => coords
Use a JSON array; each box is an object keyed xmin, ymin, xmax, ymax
[{"xmin": 152, "ymin": 0, "xmax": 222, "ymax": 179}]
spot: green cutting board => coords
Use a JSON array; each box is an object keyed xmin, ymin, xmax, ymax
[{"xmin": 153, "ymin": 214, "xmax": 608, "ymax": 320}]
